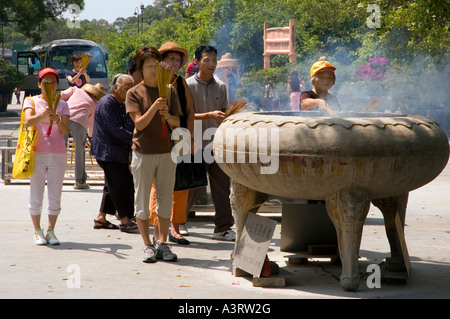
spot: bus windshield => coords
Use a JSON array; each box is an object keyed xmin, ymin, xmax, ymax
[{"xmin": 48, "ymin": 45, "xmax": 108, "ymax": 79}]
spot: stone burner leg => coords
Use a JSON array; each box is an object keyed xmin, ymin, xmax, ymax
[
  {"xmin": 371, "ymin": 193, "xmax": 410, "ymax": 274},
  {"xmin": 326, "ymin": 189, "xmax": 370, "ymax": 291},
  {"xmin": 230, "ymin": 180, "xmax": 268, "ymax": 260}
]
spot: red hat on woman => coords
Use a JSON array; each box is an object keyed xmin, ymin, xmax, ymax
[{"xmin": 38, "ymin": 68, "xmax": 60, "ymax": 83}]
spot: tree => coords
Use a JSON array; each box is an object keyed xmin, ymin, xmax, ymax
[
  {"xmin": 356, "ymin": 0, "xmax": 450, "ymax": 65},
  {"xmin": 0, "ymin": 0, "xmax": 85, "ymax": 44},
  {"xmin": 230, "ymin": 0, "xmax": 291, "ymax": 72},
  {"xmin": 106, "ymin": 31, "xmax": 144, "ymax": 76},
  {"xmin": 105, "ymin": 0, "xmax": 220, "ymax": 76},
  {"xmin": 0, "ymin": 56, "xmax": 24, "ymax": 111}
]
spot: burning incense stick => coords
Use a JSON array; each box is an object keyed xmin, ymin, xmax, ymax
[
  {"xmin": 225, "ymin": 99, "xmax": 249, "ymax": 118},
  {"xmin": 361, "ymin": 97, "xmax": 381, "ymax": 113},
  {"xmin": 324, "ymin": 101, "xmax": 339, "ymax": 118}
]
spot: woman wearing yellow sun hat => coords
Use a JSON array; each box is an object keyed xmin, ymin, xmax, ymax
[{"xmin": 300, "ymin": 60, "xmax": 340, "ymax": 112}]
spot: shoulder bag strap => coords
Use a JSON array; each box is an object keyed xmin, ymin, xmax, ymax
[{"xmin": 21, "ymin": 97, "xmax": 36, "ymax": 132}]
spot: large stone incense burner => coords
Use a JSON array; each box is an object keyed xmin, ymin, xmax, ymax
[{"xmin": 213, "ymin": 111, "xmax": 449, "ymax": 291}]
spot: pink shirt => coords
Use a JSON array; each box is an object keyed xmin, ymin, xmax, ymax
[
  {"xmin": 23, "ymin": 96, "xmax": 70, "ymax": 154},
  {"xmin": 60, "ymin": 86, "xmax": 97, "ymax": 136}
]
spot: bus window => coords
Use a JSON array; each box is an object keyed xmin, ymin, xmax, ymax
[
  {"xmin": 16, "ymin": 40, "xmax": 109, "ymax": 96},
  {"xmin": 17, "ymin": 52, "xmax": 41, "ymax": 75},
  {"xmin": 48, "ymin": 49, "xmax": 72, "ymax": 78},
  {"xmin": 48, "ymin": 46, "xmax": 107, "ymax": 79},
  {"xmin": 86, "ymin": 47, "xmax": 107, "ymax": 77}
]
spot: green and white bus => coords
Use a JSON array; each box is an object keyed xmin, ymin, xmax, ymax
[{"xmin": 15, "ymin": 39, "xmax": 109, "ymax": 96}]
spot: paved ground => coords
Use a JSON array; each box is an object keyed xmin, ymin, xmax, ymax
[{"xmin": 1, "ymin": 101, "xmax": 450, "ymax": 301}]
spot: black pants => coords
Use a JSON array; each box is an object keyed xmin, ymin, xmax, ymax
[
  {"xmin": 97, "ymin": 160, "xmax": 134, "ymax": 220},
  {"xmin": 187, "ymin": 161, "xmax": 234, "ymax": 233}
]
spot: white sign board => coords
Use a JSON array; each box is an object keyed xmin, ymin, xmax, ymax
[{"xmin": 233, "ymin": 213, "xmax": 277, "ymax": 278}]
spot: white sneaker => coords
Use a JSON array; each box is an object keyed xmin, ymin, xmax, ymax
[
  {"xmin": 45, "ymin": 230, "xmax": 60, "ymax": 245},
  {"xmin": 179, "ymin": 224, "xmax": 189, "ymax": 236},
  {"xmin": 34, "ymin": 230, "xmax": 47, "ymax": 245},
  {"xmin": 213, "ymin": 229, "xmax": 236, "ymax": 241},
  {"xmin": 142, "ymin": 244, "xmax": 157, "ymax": 263},
  {"xmin": 73, "ymin": 182, "xmax": 90, "ymax": 190}
]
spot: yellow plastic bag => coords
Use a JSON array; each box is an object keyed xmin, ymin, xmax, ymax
[{"xmin": 12, "ymin": 98, "xmax": 36, "ymax": 179}]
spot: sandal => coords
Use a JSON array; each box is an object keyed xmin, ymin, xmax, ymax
[
  {"xmin": 94, "ymin": 219, "xmax": 119, "ymax": 230},
  {"xmin": 119, "ymin": 220, "xmax": 139, "ymax": 233}
]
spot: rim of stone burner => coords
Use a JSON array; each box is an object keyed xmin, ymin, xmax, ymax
[{"xmin": 223, "ymin": 111, "xmax": 439, "ymax": 130}]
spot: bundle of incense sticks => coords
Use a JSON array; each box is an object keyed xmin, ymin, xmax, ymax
[
  {"xmin": 225, "ymin": 99, "xmax": 249, "ymax": 118},
  {"xmin": 42, "ymin": 80, "xmax": 54, "ymax": 110},
  {"xmin": 324, "ymin": 102, "xmax": 339, "ymax": 118},
  {"xmin": 361, "ymin": 97, "xmax": 381, "ymax": 113},
  {"xmin": 156, "ymin": 62, "xmax": 176, "ymax": 138},
  {"xmin": 42, "ymin": 81, "xmax": 61, "ymax": 137},
  {"xmin": 81, "ymin": 52, "xmax": 91, "ymax": 70}
]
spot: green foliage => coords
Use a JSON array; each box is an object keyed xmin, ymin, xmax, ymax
[
  {"xmin": 105, "ymin": 0, "xmax": 220, "ymax": 76},
  {"xmin": 0, "ymin": 57, "xmax": 25, "ymax": 95},
  {"xmin": 2, "ymin": 0, "xmax": 448, "ymax": 113},
  {"xmin": 356, "ymin": 0, "xmax": 450, "ymax": 65},
  {"xmin": 1, "ymin": 0, "xmax": 85, "ymax": 44},
  {"xmin": 106, "ymin": 31, "xmax": 144, "ymax": 76},
  {"xmin": 238, "ymin": 65, "xmax": 291, "ymax": 110}
]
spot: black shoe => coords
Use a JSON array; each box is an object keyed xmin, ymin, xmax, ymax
[
  {"xmin": 169, "ymin": 233, "xmax": 190, "ymax": 245},
  {"xmin": 156, "ymin": 242, "xmax": 178, "ymax": 261}
]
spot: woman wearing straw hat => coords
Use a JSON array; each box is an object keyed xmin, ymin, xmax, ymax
[
  {"xmin": 23, "ymin": 68, "xmax": 71, "ymax": 245},
  {"xmin": 61, "ymin": 83, "xmax": 106, "ymax": 190},
  {"xmin": 148, "ymin": 42, "xmax": 195, "ymax": 246},
  {"xmin": 215, "ymin": 53, "xmax": 241, "ymax": 100}
]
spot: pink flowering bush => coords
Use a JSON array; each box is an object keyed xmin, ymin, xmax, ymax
[{"xmin": 357, "ymin": 55, "xmax": 389, "ymax": 80}]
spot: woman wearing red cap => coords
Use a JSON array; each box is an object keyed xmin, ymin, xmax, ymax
[
  {"xmin": 23, "ymin": 68, "xmax": 70, "ymax": 245},
  {"xmin": 300, "ymin": 60, "xmax": 340, "ymax": 112}
]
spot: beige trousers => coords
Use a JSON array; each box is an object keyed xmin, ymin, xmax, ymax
[{"xmin": 130, "ymin": 151, "xmax": 177, "ymax": 220}]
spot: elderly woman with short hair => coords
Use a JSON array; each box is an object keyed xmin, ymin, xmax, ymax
[{"xmin": 90, "ymin": 74, "xmax": 137, "ymax": 233}]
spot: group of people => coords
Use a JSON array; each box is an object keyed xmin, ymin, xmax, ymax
[
  {"xmin": 23, "ymin": 42, "xmax": 237, "ymax": 264},
  {"xmin": 289, "ymin": 59, "xmax": 340, "ymax": 112}
]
